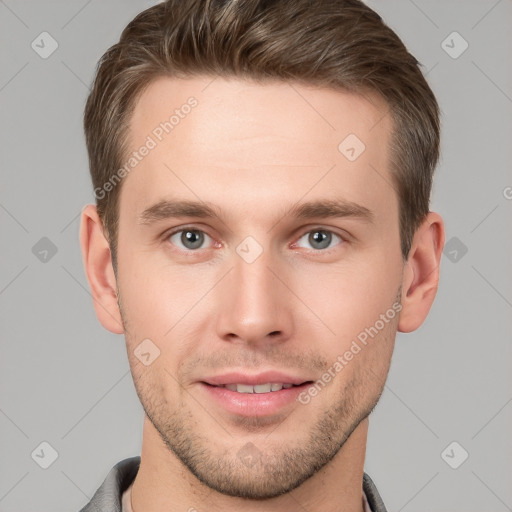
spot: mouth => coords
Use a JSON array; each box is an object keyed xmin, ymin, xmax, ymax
[
  {"xmin": 198, "ymin": 372, "xmax": 315, "ymax": 417},
  {"xmin": 202, "ymin": 382, "xmax": 311, "ymax": 393}
]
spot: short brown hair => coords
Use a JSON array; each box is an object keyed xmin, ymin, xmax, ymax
[{"xmin": 84, "ymin": 0, "xmax": 440, "ymax": 270}]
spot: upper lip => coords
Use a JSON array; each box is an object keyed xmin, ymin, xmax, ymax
[{"xmin": 201, "ymin": 371, "xmax": 312, "ymax": 386}]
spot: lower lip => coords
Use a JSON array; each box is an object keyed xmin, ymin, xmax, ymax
[{"xmin": 199, "ymin": 382, "xmax": 312, "ymax": 417}]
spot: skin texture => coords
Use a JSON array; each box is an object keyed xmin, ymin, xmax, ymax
[{"xmin": 80, "ymin": 76, "xmax": 444, "ymax": 512}]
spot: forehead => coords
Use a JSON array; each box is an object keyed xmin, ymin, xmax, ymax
[
  {"xmin": 121, "ymin": 76, "xmax": 395, "ymax": 222},
  {"xmin": 128, "ymin": 75, "xmax": 391, "ymax": 156}
]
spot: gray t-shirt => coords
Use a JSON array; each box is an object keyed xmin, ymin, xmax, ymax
[{"xmin": 80, "ymin": 456, "xmax": 388, "ymax": 512}]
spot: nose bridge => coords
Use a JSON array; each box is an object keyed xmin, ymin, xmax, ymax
[{"xmin": 215, "ymin": 238, "xmax": 290, "ymax": 344}]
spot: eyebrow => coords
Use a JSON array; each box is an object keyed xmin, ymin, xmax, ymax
[{"xmin": 138, "ymin": 198, "xmax": 374, "ymax": 225}]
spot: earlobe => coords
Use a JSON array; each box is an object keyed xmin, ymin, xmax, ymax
[
  {"xmin": 79, "ymin": 204, "xmax": 124, "ymax": 334},
  {"xmin": 398, "ymin": 212, "xmax": 445, "ymax": 333}
]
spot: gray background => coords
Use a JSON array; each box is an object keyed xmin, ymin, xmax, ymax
[{"xmin": 0, "ymin": 1, "xmax": 511, "ymax": 511}]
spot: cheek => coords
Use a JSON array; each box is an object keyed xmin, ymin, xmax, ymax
[
  {"xmin": 117, "ymin": 249, "xmax": 204, "ymax": 334},
  {"xmin": 326, "ymin": 312, "xmax": 397, "ymax": 402},
  {"xmin": 301, "ymin": 257, "xmax": 401, "ymax": 346},
  {"xmin": 117, "ymin": 252, "xmax": 214, "ymax": 380}
]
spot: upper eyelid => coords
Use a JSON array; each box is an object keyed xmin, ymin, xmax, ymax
[
  {"xmin": 167, "ymin": 225, "xmax": 210, "ymax": 235},
  {"xmin": 165, "ymin": 225, "xmax": 212, "ymax": 238},
  {"xmin": 296, "ymin": 228, "xmax": 346, "ymax": 239}
]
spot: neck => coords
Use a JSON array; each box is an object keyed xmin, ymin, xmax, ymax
[{"xmin": 130, "ymin": 415, "xmax": 369, "ymax": 512}]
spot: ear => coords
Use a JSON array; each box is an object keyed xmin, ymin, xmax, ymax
[
  {"xmin": 398, "ymin": 211, "xmax": 445, "ymax": 333},
  {"xmin": 79, "ymin": 204, "xmax": 124, "ymax": 334}
]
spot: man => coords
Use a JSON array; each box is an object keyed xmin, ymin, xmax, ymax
[{"xmin": 79, "ymin": 0, "xmax": 444, "ymax": 510}]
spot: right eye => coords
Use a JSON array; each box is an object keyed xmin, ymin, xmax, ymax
[{"xmin": 167, "ymin": 227, "xmax": 214, "ymax": 251}]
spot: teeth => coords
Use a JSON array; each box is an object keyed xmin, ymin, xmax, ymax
[
  {"xmin": 222, "ymin": 383, "xmax": 296, "ymax": 393},
  {"xmin": 236, "ymin": 384, "xmax": 254, "ymax": 394},
  {"xmin": 254, "ymin": 383, "xmax": 272, "ymax": 393}
]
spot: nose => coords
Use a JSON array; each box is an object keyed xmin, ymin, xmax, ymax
[{"xmin": 214, "ymin": 244, "xmax": 293, "ymax": 347}]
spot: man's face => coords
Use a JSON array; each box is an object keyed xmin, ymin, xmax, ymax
[{"xmin": 116, "ymin": 76, "xmax": 403, "ymax": 498}]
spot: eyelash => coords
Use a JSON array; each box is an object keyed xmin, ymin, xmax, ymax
[{"xmin": 164, "ymin": 225, "xmax": 347, "ymax": 254}]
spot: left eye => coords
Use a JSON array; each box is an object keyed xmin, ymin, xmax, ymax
[
  {"xmin": 295, "ymin": 229, "xmax": 343, "ymax": 251},
  {"xmin": 168, "ymin": 229, "xmax": 213, "ymax": 251}
]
